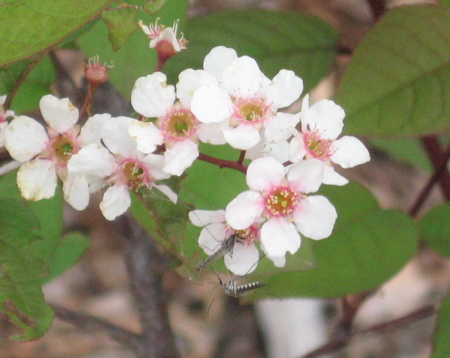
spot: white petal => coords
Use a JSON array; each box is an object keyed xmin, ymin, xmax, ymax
[
  {"xmin": 100, "ymin": 184, "xmax": 131, "ymax": 220},
  {"xmin": 289, "ymin": 135, "xmax": 307, "ymax": 162},
  {"xmin": 305, "ymin": 100, "xmax": 345, "ymax": 139},
  {"xmin": 331, "ymin": 136, "xmax": 370, "ymax": 168},
  {"xmin": 294, "ymin": 195, "xmax": 337, "ymax": 240},
  {"xmin": 0, "ymin": 122, "xmax": 7, "ymax": 147},
  {"xmin": 246, "ymin": 156, "xmax": 285, "ymax": 192},
  {"xmin": 78, "ymin": 113, "xmax": 110, "ymax": 146},
  {"xmin": 131, "ymin": 73, "xmax": 175, "ymax": 117},
  {"xmin": 222, "ymin": 125, "xmax": 260, "ymax": 150},
  {"xmin": 101, "ymin": 116, "xmax": 137, "ymax": 157},
  {"xmin": 203, "ymin": 46, "xmax": 238, "ymax": 80},
  {"xmin": 263, "ymin": 112, "xmax": 299, "ymax": 143},
  {"xmin": 196, "ymin": 121, "xmax": 227, "ymax": 145},
  {"xmin": 17, "ymin": 159, "xmax": 57, "ymax": 200},
  {"xmin": 176, "ymin": 69, "xmax": 217, "ymax": 108},
  {"xmin": 191, "ymin": 85, "xmax": 234, "ymax": 123},
  {"xmin": 266, "ymin": 70, "xmax": 303, "ymax": 109},
  {"xmin": 261, "ymin": 218, "xmax": 301, "ymax": 257},
  {"xmin": 225, "ymin": 190, "xmax": 264, "ymax": 230},
  {"xmin": 163, "ymin": 140, "xmax": 199, "ymax": 176},
  {"xmin": 323, "ymin": 165, "xmax": 349, "ymax": 186},
  {"xmin": 39, "ymin": 95, "xmax": 79, "ymax": 133},
  {"xmin": 221, "ymin": 56, "xmax": 270, "ymax": 98},
  {"xmin": 287, "ymin": 159, "xmax": 324, "ymax": 193},
  {"xmin": 189, "ymin": 209, "xmax": 226, "ymax": 227},
  {"xmin": 68, "ymin": 143, "xmax": 115, "ymax": 177},
  {"xmin": 198, "ymin": 222, "xmax": 227, "ymax": 254},
  {"xmin": 63, "ymin": 174, "xmax": 90, "ymax": 210},
  {"xmin": 261, "ymin": 141, "xmax": 290, "ymax": 163},
  {"xmin": 152, "ymin": 183, "xmax": 178, "ymax": 203},
  {"xmin": 141, "ymin": 153, "xmax": 170, "ymax": 180},
  {"xmin": 225, "ymin": 242, "xmax": 260, "ymax": 275},
  {"xmin": 4, "ymin": 116, "xmax": 48, "ymax": 162},
  {"xmin": 128, "ymin": 120, "xmax": 164, "ymax": 154}
]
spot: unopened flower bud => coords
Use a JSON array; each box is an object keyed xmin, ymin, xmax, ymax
[{"xmin": 85, "ymin": 56, "xmax": 110, "ymax": 86}]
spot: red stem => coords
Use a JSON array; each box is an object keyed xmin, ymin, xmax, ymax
[{"xmin": 197, "ymin": 152, "xmax": 248, "ymax": 174}]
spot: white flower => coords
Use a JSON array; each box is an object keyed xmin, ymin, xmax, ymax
[
  {"xmin": 138, "ymin": 19, "xmax": 187, "ymax": 60},
  {"xmin": 3, "ymin": 95, "xmax": 104, "ymax": 210},
  {"xmin": 190, "ymin": 46, "xmax": 303, "ymax": 151},
  {"xmin": 189, "ymin": 209, "xmax": 260, "ymax": 275},
  {"xmin": 289, "ymin": 95, "xmax": 370, "ymax": 185},
  {"xmin": 0, "ymin": 95, "xmax": 15, "ymax": 148},
  {"xmin": 225, "ymin": 156, "xmax": 337, "ymax": 265},
  {"xmin": 68, "ymin": 116, "xmax": 177, "ymax": 220},
  {"xmin": 130, "ymin": 72, "xmax": 221, "ymax": 176}
]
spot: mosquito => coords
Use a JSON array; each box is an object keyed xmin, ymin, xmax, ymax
[{"xmin": 196, "ymin": 232, "xmax": 244, "ymax": 272}]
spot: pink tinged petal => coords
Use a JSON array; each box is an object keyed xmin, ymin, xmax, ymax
[
  {"xmin": 306, "ymin": 100, "xmax": 345, "ymax": 139},
  {"xmin": 78, "ymin": 113, "xmax": 110, "ymax": 146},
  {"xmin": 222, "ymin": 125, "xmax": 260, "ymax": 150},
  {"xmin": 176, "ymin": 69, "xmax": 217, "ymax": 108},
  {"xmin": 4, "ymin": 116, "xmax": 48, "ymax": 162},
  {"xmin": 101, "ymin": 116, "xmax": 137, "ymax": 157},
  {"xmin": 63, "ymin": 174, "xmax": 89, "ymax": 211},
  {"xmin": 152, "ymin": 183, "xmax": 178, "ymax": 204},
  {"xmin": 323, "ymin": 165, "xmax": 349, "ymax": 186},
  {"xmin": 331, "ymin": 136, "xmax": 370, "ymax": 168},
  {"xmin": 196, "ymin": 121, "xmax": 227, "ymax": 145},
  {"xmin": 141, "ymin": 153, "xmax": 170, "ymax": 180},
  {"xmin": 163, "ymin": 140, "xmax": 199, "ymax": 176},
  {"xmin": 289, "ymin": 135, "xmax": 307, "ymax": 163},
  {"xmin": 225, "ymin": 190, "xmax": 264, "ymax": 230},
  {"xmin": 266, "ymin": 70, "xmax": 303, "ymax": 109},
  {"xmin": 225, "ymin": 242, "xmax": 260, "ymax": 275},
  {"xmin": 189, "ymin": 209, "xmax": 226, "ymax": 227},
  {"xmin": 100, "ymin": 184, "xmax": 131, "ymax": 221},
  {"xmin": 294, "ymin": 195, "xmax": 337, "ymax": 240},
  {"xmin": 68, "ymin": 143, "xmax": 116, "ymax": 177},
  {"xmin": 287, "ymin": 159, "xmax": 324, "ymax": 193},
  {"xmin": 191, "ymin": 85, "xmax": 233, "ymax": 123},
  {"xmin": 221, "ymin": 56, "xmax": 270, "ymax": 97},
  {"xmin": 261, "ymin": 218, "xmax": 301, "ymax": 257},
  {"xmin": 150, "ymin": 27, "xmax": 180, "ymax": 51},
  {"xmin": 246, "ymin": 156, "xmax": 285, "ymax": 192},
  {"xmin": 128, "ymin": 120, "xmax": 164, "ymax": 154},
  {"xmin": 198, "ymin": 222, "xmax": 227, "ymax": 254},
  {"xmin": 17, "ymin": 159, "xmax": 57, "ymax": 200},
  {"xmin": 263, "ymin": 112, "xmax": 300, "ymax": 142},
  {"xmin": 39, "ymin": 95, "xmax": 79, "ymax": 133},
  {"xmin": 131, "ymin": 73, "xmax": 175, "ymax": 117},
  {"xmin": 203, "ymin": 46, "xmax": 238, "ymax": 80}
]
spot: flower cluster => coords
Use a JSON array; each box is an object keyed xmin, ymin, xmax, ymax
[{"xmin": 0, "ymin": 37, "xmax": 370, "ymax": 274}]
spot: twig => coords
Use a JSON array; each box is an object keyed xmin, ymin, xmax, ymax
[
  {"xmin": 421, "ymin": 136, "xmax": 450, "ymax": 200},
  {"xmin": 301, "ymin": 305, "xmax": 435, "ymax": 358},
  {"xmin": 409, "ymin": 144, "xmax": 450, "ymax": 217},
  {"xmin": 119, "ymin": 214, "xmax": 179, "ymax": 358},
  {"xmin": 51, "ymin": 303, "xmax": 141, "ymax": 350},
  {"xmin": 198, "ymin": 152, "xmax": 247, "ymax": 174},
  {"xmin": 367, "ymin": 0, "xmax": 385, "ymax": 22}
]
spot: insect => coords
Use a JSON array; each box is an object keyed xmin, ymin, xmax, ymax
[
  {"xmin": 212, "ymin": 270, "xmax": 265, "ymax": 297},
  {"xmin": 196, "ymin": 232, "xmax": 243, "ymax": 271}
]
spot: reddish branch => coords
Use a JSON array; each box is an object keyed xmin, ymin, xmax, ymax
[
  {"xmin": 421, "ymin": 136, "xmax": 450, "ymax": 200},
  {"xmin": 198, "ymin": 152, "xmax": 248, "ymax": 174}
]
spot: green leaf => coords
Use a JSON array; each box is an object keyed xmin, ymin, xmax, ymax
[
  {"xmin": 432, "ymin": 294, "xmax": 450, "ymax": 357},
  {"xmin": 249, "ymin": 182, "xmax": 419, "ymax": 299},
  {"xmin": 421, "ymin": 203, "xmax": 450, "ymax": 257},
  {"xmin": 0, "ymin": 0, "xmax": 114, "ymax": 66},
  {"xmin": 43, "ymin": 232, "xmax": 90, "ymax": 283},
  {"xmin": 101, "ymin": 6, "xmax": 139, "ymax": 51},
  {"xmin": 0, "ymin": 199, "xmax": 54, "ymax": 341},
  {"xmin": 164, "ymin": 9, "xmax": 338, "ymax": 93},
  {"xmin": 10, "ymin": 55, "xmax": 56, "ymax": 114},
  {"xmin": 337, "ymin": 6, "xmax": 450, "ymax": 137},
  {"xmin": 142, "ymin": 0, "xmax": 166, "ymax": 14},
  {"xmin": 77, "ymin": 0, "xmax": 188, "ymax": 97}
]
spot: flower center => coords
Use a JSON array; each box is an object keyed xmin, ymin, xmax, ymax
[
  {"xmin": 240, "ymin": 102, "xmax": 264, "ymax": 122},
  {"xmin": 265, "ymin": 186, "xmax": 300, "ymax": 218},
  {"xmin": 304, "ymin": 131, "xmax": 334, "ymax": 160},
  {"xmin": 121, "ymin": 161, "xmax": 147, "ymax": 189},
  {"xmin": 52, "ymin": 135, "xmax": 76, "ymax": 163},
  {"xmin": 162, "ymin": 109, "xmax": 198, "ymax": 141}
]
